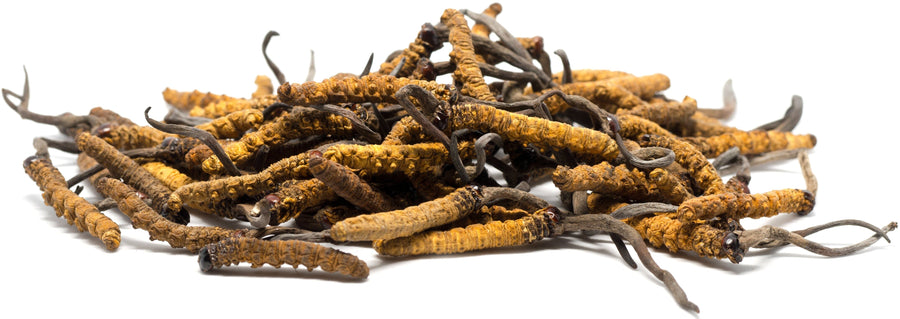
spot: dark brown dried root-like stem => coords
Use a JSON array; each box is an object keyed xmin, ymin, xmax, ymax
[
  {"xmin": 559, "ymin": 213, "xmax": 699, "ymax": 313},
  {"xmin": 739, "ymin": 219, "xmax": 895, "ymax": 257},
  {"xmin": 144, "ymin": 107, "xmax": 241, "ymax": 176}
]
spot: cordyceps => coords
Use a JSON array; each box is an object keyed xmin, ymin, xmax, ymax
[{"xmin": 9, "ymin": 4, "xmax": 896, "ymax": 316}]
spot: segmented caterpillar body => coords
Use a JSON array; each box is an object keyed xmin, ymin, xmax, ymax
[
  {"xmin": 685, "ymin": 130, "xmax": 817, "ymax": 158},
  {"xmin": 169, "ymin": 152, "xmax": 311, "ymax": 213},
  {"xmin": 639, "ymin": 134, "xmax": 725, "ymax": 195},
  {"xmin": 201, "ymin": 106, "xmax": 353, "ymax": 174},
  {"xmin": 449, "ymin": 103, "xmax": 619, "ymax": 162},
  {"xmin": 277, "ymin": 74, "xmax": 452, "ymax": 106},
  {"xmin": 141, "ymin": 162, "xmax": 195, "ymax": 191},
  {"xmin": 162, "ymin": 88, "xmax": 239, "ymax": 112},
  {"xmin": 24, "ymin": 156, "xmax": 120, "ymax": 251},
  {"xmin": 552, "ymin": 162, "xmax": 656, "ymax": 201},
  {"xmin": 76, "ymin": 132, "xmax": 187, "ymax": 224},
  {"xmin": 189, "ymin": 95, "xmax": 277, "ymax": 119},
  {"xmin": 99, "ymin": 125, "xmax": 175, "ymax": 150},
  {"xmin": 322, "ymin": 142, "xmax": 474, "ymax": 178},
  {"xmin": 442, "ymin": 8, "xmax": 495, "ymax": 101},
  {"xmin": 374, "ymin": 208, "xmax": 556, "ymax": 256},
  {"xmin": 199, "ymin": 237, "xmax": 369, "ymax": 279},
  {"xmin": 551, "ymin": 69, "xmax": 633, "ymax": 84},
  {"xmin": 677, "ymin": 189, "xmax": 815, "ymax": 221},
  {"xmin": 329, "ymin": 186, "xmax": 482, "ymax": 242},
  {"xmin": 194, "ymin": 108, "xmax": 265, "ymax": 139},
  {"xmin": 308, "ymin": 151, "xmax": 397, "ymax": 213},
  {"xmin": 268, "ymin": 178, "xmax": 337, "ymax": 225},
  {"xmin": 96, "ymin": 178, "xmax": 236, "ymax": 253}
]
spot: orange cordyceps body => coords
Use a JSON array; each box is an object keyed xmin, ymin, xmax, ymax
[
  {"xmin": 200, "ymin": 237, "xmax": 369, "ymax": 279},
  {"xmin": 277, "ymin": 74, "xmax": 452, "ymax": 106},
  {"xmin": 374, "ymin": 208, "xmax": 556, "ymax": 256},
  {"xmin": 442, "ymin": 8, "xmax": 496, "ymax": 102},
  {"xmin": 309, "ymin": 152, "xmax": 397, "ymax": 213},
  {"xmin": 95, "ymin": 178, "xmax": 235, "ymax": 253},
  {"xmin": 676, "ymin": 189, "xmax": 815, "ymax": 221},
  {"xmin": 330, "ymin": 186, "xmax": 482, "ymax": 242},
  {"xmin": 449, "ymin": 103, "xmax": 619, "ymax": 162},
  {"xmin": 266, "ymin": 178, "xmax": 337, "ymax": 225},
  {"xmin": 24, "ymin": 156, "xmax": 120, "ymax": 251}
]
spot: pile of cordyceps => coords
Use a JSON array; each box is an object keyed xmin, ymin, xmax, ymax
[{"xmin": 7, "ymin": 4, "xmax": 895, "ymax": 313}]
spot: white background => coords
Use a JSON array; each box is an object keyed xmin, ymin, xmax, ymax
[{"xmin": 1, "ymin": 1, "xmax": 897, "ymax": 318}]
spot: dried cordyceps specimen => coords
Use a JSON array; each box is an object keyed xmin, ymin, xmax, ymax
[
  {"xmin": 193, "ymin": 108, "xmax": 265, "ymax": 139},
  {"xmin": 684, "ymin": 130, "xmax": 817, "ymax": 158},
  {"xmin": 167, "ymin": 152, "xmax": 311, "ymax": 213},
  {"xmin": 256, "ymin": 178, "xmax": 337, "ymax": 226},
  {"xmin": 308, "ymin": 150, "xmax": 398, "ymax": 213},
  {"xmin": 639, "ymin": 134, "xmax": 726, "ymax": 195},
  {"xmin": 329, "ymin": 186, "xmax": 482, "ymax": 242},
  {"xmin": 377, "ymin": 23, "xmax": 442, "ymax": 78},
  {"xmin": 322, "ymin": 141, "xmax": 475, "ymax": 178},
  {"xmin": 675, "ymin": 189, "xmax": 815, "ymax": 222},
  {"xmin": 97, "ymin": 123, "xmax": 176, "ymax": 150},
  {"xmin": 162, "ymin": 88, "xmax": 239, "ymax": 112},
  {"xmin": 76, "ymin": 132, "xmax": 189, "ymax": 224},
  {"xmin": 442, "ymin": 8, "xmax": 496, "ymax": 101},
  {"xmin": 94, "ymin": 177, "xmax": 236, "ymax": 253},
  {"xmin": 374, "ymin": 206, "xmax": 556, "ymax": 256},
  {"xmin": 201, "ymin": 105, "xmax": 354, "ymax": 174},
  {"xmin": 24, "ymin": 155, "xmax": 121, "ymax": 251},
  {"xmin": 198, "ymin": 237, "xmax": 369, "ymax": 279},
  {"xmin": 140, "ymin": 162, "xmax": 195, "ymax": 191},
  {"xmin": 277, "ymin": 74, "xmax": 452, "ymax": 106}
]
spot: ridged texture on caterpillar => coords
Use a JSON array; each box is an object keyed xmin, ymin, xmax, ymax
[
  {"xmin": 627, "ymin": 213, "xmax": 727, "ymax": 260},
  {"xmin": 640, "ymin": 134, "xmax": 726, "ymax": 195},
  {"xmin": 162, "ymin": 88, "xmax": 239, "ymax": 112},
  {"xmin": 676, "ymin": 189, "xmax": 815, "ymax": 221},
  {"xmin": 551, "ymin": 69, "xmax": 633, "ymax": 84},
  {"xmin": 277, "ymin": 74, "xmax": 452, "ymax": 106},
  {"xmin": 442, "ymin": 8, "xmax": 496, "ymax": 101},
  {"xmin": 378, "ymin": 37, "xmax": 431, "ymax": 78},
  {"xmin": 100, "ymin": 125, "xmax": 175, "ymax": 150},
  {"xmin": 540, "ymin": 74, "xmax": 671, "ymax": 113},
  {"xmin": 450, "ymin": 103, "xmax": 619, "ymax": 162},
  {"xmin": 308, "ymin": 153, "xmax": 397, "ymax": 213},
  {"xmin": 330, "ymin": 186, "xmax": 482, "ymax": 242},
  {"xmin": 381, "ymin": 116, "xmax": 428, "ymax": 146},
  {"xmin": 194, "ymin": 108, "xmax": 265, "ymax": 139},
  {"xmin": 202, "ymin": 237, "xmax": 368, "ymax": 278},
  {"xmin": 95, "ymin": 177, "xmax": 235, "ymax": 253},
  {"xmin": 618, "ymin": 96, "xmax": 698, "ymax": 130},
  {"xmin": 616, "ymin": 114, "xmax": 678, "ymax": 140},
  {"xmin": 649, "ymin": 168, "xmax": 694, "ymax": 204},
  {"xmin": 76, "ymin": 133, "xmax": 177, "ymax": 220},
  {"xmin": 684, "ymin": 130, "xmax": 817, "ymax": 158},
  {"xmin": 269, "ymin": 179, "xmax": 337, "ymax": 225},
  {"xmin": 141, "ymin": 162, "xmax": 195, "ymax": 191},
  {"xmin": 169, "ymin": 152, "xmax": 310, "ymax": 213},
  {"xmin": 374, "ymin": 210, "xmax": 551, "ymax": 256},
  {"xmin": 76, "ymin": 152, "xmax": 111, "ymax": 186},
  {"xmin": 201, "ymin": 106, "xmax": 353, "ymax": 174},
  {"xmin": 322, "ymin": 142, "xmax": 474, "ymax": 178},
  {"xmin": 552, "ymin": 162, "xmax": 658, "ymax": 201},
  {"xmin": 25, "ymin": 157, "xmax": 120, "ymax": 251},
  {"xmin": 189, "ymin": 95, "xmax": 277, "ymax": 119},
  {"xmin": 89, "ymin": 107, "xmax": 136, "ymax": 127},
  {"xmin": 680, "ymin": 112, "xmax": 742, "ymax": 137}
]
